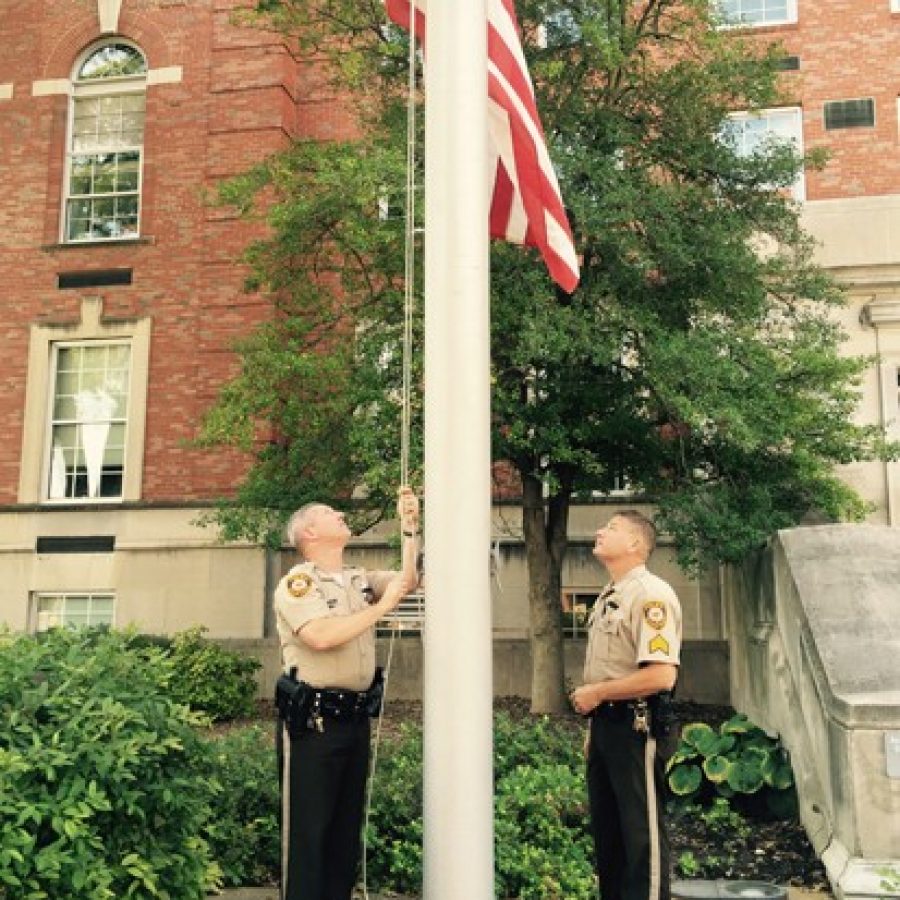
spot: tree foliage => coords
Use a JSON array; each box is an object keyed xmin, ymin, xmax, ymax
[{"xmin": 199, "ymin": 0, "xmax": 896, "ymax": 706}]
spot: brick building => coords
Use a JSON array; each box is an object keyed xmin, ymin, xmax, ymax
[
  {"xmin": 725, "ymin": 0, "xmax": 900, "ymax": 518},
  {"xmin": 0, "ymin": 0, "xmax": 896, "ymax": 683},
  {"xmin": 0, "ymin": 0, "xmax": 357, "ymax": 636}
]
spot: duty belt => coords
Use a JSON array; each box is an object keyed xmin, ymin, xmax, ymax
[
  {"xmin": 276, "ymin": 667, "xmax": 384, "ymax": 734},
  {"xmin": 591, "ymin": 691, "xmax": 676, "ymax": 738}
]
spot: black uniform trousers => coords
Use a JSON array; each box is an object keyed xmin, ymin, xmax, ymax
[
  {"xmin": 587, "ymin": 714, "xmax": 676, "ymax": 900},
  {"xmin": 277, "ymin": 716, "xmax": 371, "ymax": 900}
]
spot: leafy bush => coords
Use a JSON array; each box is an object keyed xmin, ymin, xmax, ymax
[
  {"xmin": 164, "ymin": 627, "xmax": 261, "ymax": 722},
  {"xmin": 666, "ymin": 713, "xmax": 798, "ymax": 818},
  {"xmin": 362, "ymin": 722, "xmax": 424, "ymax": 895},
  {"xmin": 495, "ymin": 763, "xmax": 595, "ymax": 899},
  {"xmin": 204, "ymin": 725, "xmax": 280, "ymax": 887},
  {"xmin": 363, "ymin": 713, "xmax": 595, "ymax": 899},
  {"xmin": 0, "ymin": 628, "xmax": 220, "ymax": 900}
]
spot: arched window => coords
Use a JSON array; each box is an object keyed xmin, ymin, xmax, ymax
[{"xmin": 64, "ymin": 42, "xmax": 147, "ymax": 242}]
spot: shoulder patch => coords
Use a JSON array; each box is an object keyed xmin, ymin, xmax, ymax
[
  {"xmin": 287, "ymin": 573, "xmax": 314, "ymax": 598},
  {"xmin": 642, "ymin": 600, "xmax": 667, "ymax": 631}
]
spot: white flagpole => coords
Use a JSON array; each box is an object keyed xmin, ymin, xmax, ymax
[{"xmin": 422, "ymin": 0, "xmax": 494, "ymax": 897}]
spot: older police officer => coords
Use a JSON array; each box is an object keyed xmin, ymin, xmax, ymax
[
  {"xmin": 274, "ymin": 488, "xmax": 419, "ymax": 900},
  {"xmin": 570, "ymin": 510, "xmax": 682, "ymax": 900}
]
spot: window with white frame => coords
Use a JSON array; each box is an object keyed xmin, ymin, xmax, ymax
[
  {"xmin": 33, "ymin": 592, "xmax": 115, "ymax": 631},
  {"xmin": 46, "ymin": 341, "xmax": 131, "ymax": 501},
  {"xmin": 716, "ymin": 0, "xmax": 797, "ymax": 26},
  {"xmin": 723, "ymin": 107, "xmax": 805, "ymax": 200},
  {"xmin": 562, "ymin": 590, "xmax": 598, "ymax": 638},
  {"xmin": 65, "ymin": 42, "xmax": 147, "ymax": 242}
]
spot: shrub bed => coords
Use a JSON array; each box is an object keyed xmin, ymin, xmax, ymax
[{"xmin": 0, "ymin": 628, "xmax": 220, "ymax": 900}]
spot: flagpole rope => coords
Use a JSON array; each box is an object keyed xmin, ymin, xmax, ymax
[
  {"xmin": 399, "ymin": 0, "xmax": 418, "ymax": 489},
  {"xmin": 362, "ymin": 8, "xmax": 419, "ymax": 897}
]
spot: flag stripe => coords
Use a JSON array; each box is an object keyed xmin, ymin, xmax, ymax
[{"xmin": 386, "ymin": 0, "xmax": 579, "ymax": 293}]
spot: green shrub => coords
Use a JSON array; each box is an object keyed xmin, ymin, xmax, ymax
[
  {"xmin": 666, "ymin": 713, "xmax": 798, "ymax": 818},
  {"xmin": 362, "ymin": 722, "xmax": 424, "ymax": 896},
  {"xmin": 493, "ymin": 711, "xmax": 583, "ymax": 779},
  {"xmin": 363, "ymin": 713, "xmax": 596, "ymax": 900},
  {"xmin": 165, "ymin": 627, "xmax": 261, "ymax": 723},
  {"xmin": 204, "ymin": 725, "xmax": 280, "ymax": 887},
  {"xmin": 495, "ymin": 763, "xmax": 594, "ymax": 899},
  {"xmin": 0, "ymin": 627, "xmax": 220, "ymax": 900}
]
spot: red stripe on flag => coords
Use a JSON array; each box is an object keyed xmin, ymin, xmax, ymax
[{"xmin": 385, "ymin": 0, "xmax": 579, "ymax": 293}]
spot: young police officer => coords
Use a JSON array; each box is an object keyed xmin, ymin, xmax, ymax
[
  {"xmin": 274, "ymin": 488, "xmax": 419, "ymax": 900},
  {"xmin": 570, "ymin": 510, "xmax": 682, "ymax": 900}
]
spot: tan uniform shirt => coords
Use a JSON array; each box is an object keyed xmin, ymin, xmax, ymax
[
  {"xmin": 274, "ymin": 562, "xmax": 395, "ymax": 692},
  {"xmin": 583, "ymin": 564, "xmax": 682, "ymax": 685}
]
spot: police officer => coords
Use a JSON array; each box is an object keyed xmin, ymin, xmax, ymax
[
  {"xmin": 274, "ymin": 488, "xmax": 419, "ymax": 900},
  {"xmin": 570, "ymin": 510, "xmax": 682, "ymax": 900}
]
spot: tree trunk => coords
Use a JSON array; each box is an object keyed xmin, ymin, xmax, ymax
[{"xmin": 522, "ymin": 471, "xmax": 571, "ymax": 714}]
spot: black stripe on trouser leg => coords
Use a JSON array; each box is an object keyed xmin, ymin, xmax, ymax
[
  {"xmin": 587, "ymin": 717, "xmax": 671, "ymax": 900},
  {"xmin": 278, "ymin": 717, "xmax": 371, "ymax": 900}
]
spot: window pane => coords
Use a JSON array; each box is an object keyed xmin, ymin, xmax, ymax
[
  {"xmin": 78, "ymin": 44, "xmax": 147, "ymax": 80},
  {"xmin": 53, "ymin": 396, "xmax": 77, "ymax": 419},
  {"xmin": 117, "ymin": 154, "xmax": 140, "ymax": 191},
  {"xmin": 723, "ymin": 108, "xmax": 804, "ymax": 200},
  {"xmin": 34, "ymin": 592, "xmax": 115, "ymax": 631},
  {"xmin": 66, "ymin": 596, "xmax": 90, "ymax": 615},
  {"xmin": 718, "ymin": 0, "xmax": 792, "ymax": 24},
  {"xmin": 48, "ymin": 343, "xmax": 131, "ymax": 500},
  {"xmin": 67, "ymin": 52, "xmax": 145, "ymax": 243},
  {"xmin": 93, "ymin": 164, "xmax": 116, "ymax": 195},
  {"xmin": 116, "ymin": 196, "xmax": 138, "ymax": 217}
]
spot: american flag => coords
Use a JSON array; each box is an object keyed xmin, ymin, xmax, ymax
[{"xmin": 385, "ymin": 0, "xmax": 580, "ymax": 293}]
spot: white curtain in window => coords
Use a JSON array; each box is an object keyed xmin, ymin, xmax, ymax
[
  {"xmin": 49, "ymin": 444, "xmax": 67, "ymax": 499},
  {"xmin": 75, "ymin": 388, "xmax": 116, "ymax": 497}
]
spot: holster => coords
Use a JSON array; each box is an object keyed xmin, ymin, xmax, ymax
[
  {"xmin": 366, "ymin": 666, "xmax": 385, "ymax": 717},
  {"xmin": 648, "ymin": 689, "xmax": 676, "ymax": 739},
  {"xmin": 275, "ymin": 668, "xmax": 314, "ymax": 736}
]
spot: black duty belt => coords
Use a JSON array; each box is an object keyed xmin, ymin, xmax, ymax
[
  {"xmin": 592, "ymin": 700, "xmax": 642, "ymax": 722},
  {"xmin": 590, "ymin": 691, "xmax": 676, "ymax": 739},
  {"xmin": 276, "ymin": 667, "xmax": 384, "ymax": 734}
]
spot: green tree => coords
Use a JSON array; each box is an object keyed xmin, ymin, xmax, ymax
[{"xmin": 199, "ymin": 0, "xmax": 894, "ymax": 711}]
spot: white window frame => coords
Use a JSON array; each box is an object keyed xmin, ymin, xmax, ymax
[
  {"xmin": 43, "ymin": 339, "xmax": 132, "ymax": 504},
  {"xmin": 562, "ymin": 589, "xmax": 597, "ymax": 638},
  {"xmin": 715, "ymin": 0, "xmax": 798, "ymax": 27},
  {"xmin": 62, "ymin": 41, "xmax": 147, "ymax": 244},
  {"xmin": 725, "ymin": 107, "xmax": 806, "ymax": 201},
  {"xmin": 18, "ymin": 298, "xmax": 151, "ymax": 505},
  {"xmin": 31, "ymin": 591, "xmax": 116, "ymax": 632},
  {"xmin": 376, "ymin": 591, "xmax": 425, "ymax": 635},
  {"xmin": 892, "ymin": 0, "xmax": 900, "ymax": 12}
]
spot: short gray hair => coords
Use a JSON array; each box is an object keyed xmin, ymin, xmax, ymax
[{"xmin": 285, "ymin": 503, "xmax": 324, "ymax": 550}]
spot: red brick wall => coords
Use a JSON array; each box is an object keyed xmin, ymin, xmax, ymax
[
  {"xmin": 0, "ymin": 0, "xmax": 355, "ymax": 504},
  {"xmin": 751, "ymin": 2, "xmax": 900, "ymax": 200}
]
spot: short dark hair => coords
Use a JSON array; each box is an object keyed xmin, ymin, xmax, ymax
[{"xmin": 614, "ymin": 509, "xmax": 657, "ymax": 557}]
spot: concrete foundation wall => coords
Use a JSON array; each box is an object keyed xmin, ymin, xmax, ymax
[
  {"xmin": 222, "ymin": 636, "xmax": 731, "ymax": 707},
  {"xmin": 724, "ymin": 525, "xmax": 900, "ymax": 900}
]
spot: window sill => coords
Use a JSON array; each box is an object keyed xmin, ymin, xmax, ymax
[
  {"xmin": 716, "ymin": 21, "xmax": 799, "ymax": 33},
  {"xmin": 41, "ymin": 237, "xmax": 155, "ymax": 252}
]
